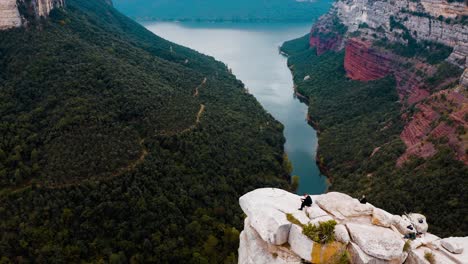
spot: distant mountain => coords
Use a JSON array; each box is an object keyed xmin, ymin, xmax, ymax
[
  {"xmin": 113, "ymin": 0, "xmax": 333, "ymax": 22},
  {"xmin": 0, "ymin": 0, "xmax": 290, "ymax": 261}
]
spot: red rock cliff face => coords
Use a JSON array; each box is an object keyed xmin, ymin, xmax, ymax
[
  {"xmin": 309, "ymin": 14, "xmax": 343, "ymax": 55},
  {"xmin": 309, "ymin": 33, "xmax": 342, "ymax": 55},
  {"xmin": 343, "ymin": 38, "xmax": 433, "ymax": 106},
  {"xmin": 398, "ymin": 90, "xmax": 468, "ymax": 166},
  {"xmin": 343, "ymin": 38, "xmax": 393, "ymax": 81}
]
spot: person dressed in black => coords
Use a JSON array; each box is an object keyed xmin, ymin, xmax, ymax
[
  {"xmin": 299, "ymin": 194, "xmax": 313, "ymax": 210},
  {"xmin": 359, "ymin": 195, "xmax": 367, "ymax": 204}
]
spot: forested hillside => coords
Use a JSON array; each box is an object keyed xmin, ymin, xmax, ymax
[
  {"xmin": 113, "ymin": 0, "xmax": 333, "ymax": 22},
  {"xmin": 0, "ymin": 0, "xmax": 291, "ymax": 262},
  {"xmin": 281, "ymin": 35, "xmax": 468, "ymax": 237}
]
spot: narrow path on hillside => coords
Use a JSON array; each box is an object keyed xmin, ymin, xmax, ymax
[
  {"xmin": 194, "ymin": 77, "xmax": 207, "ymax": 97},
  {"xmin": 1, "ymin": 101, "xmax": 207, "ymax": 193}
]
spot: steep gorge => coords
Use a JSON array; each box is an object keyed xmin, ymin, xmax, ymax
[
  {"xmin": 282, "ymin": 0, "xmax": 467, "ymax": 237},
  {"xmin": 308, "ymin": 0, "xmax": 467, "ymax": 166}
]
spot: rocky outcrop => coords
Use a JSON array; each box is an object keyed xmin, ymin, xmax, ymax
[
  {"xmin": 238, "ymin": 188, "xmax": 468, "ymax": 264},
  {"xmin": 0, "ymin": 0, "xmax": 64, "ymax": 30},
  {"xmin": 398, "ymin": 88, "xmax": 468, "ymax": 165},
  {"xmin": 344, "ymin": 38, "xmax": 393, "ymax": 81},
  {"xmin": 0, "ymin": 0, "xmax": 22, "ymax": 30},
  {"xmin": 309, "ymin": 13, "xmax": 345, "ymax": 55}
]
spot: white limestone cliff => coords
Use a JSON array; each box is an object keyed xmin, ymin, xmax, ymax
[
  {"xmin": 0, "ymin": 0, "xmax": 22, "ymax": 30},
  {"xmin": 238, "ymin": 188, "xmax": 468, "ymax": 264},
  {"xmin": 0, "ymin": 0, "xmax": 64, "ymax": 30}
]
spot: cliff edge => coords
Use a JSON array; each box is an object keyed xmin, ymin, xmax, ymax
[{"xmin": 238, "ymin": 188, "xmax": 468, "ymax": 264}]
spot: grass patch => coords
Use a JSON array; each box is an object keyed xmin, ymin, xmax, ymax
[
  {"xmin": 326, "ymin": 249, "xmax": 351, "ymax": 264},
  {"xmin": 403, "ymin": 240, "xmax": 411, "ymax": 252},
  {"xmin": 424, "ymin": 251, "xmax": 435, "ymax": 264},
  {"xmin": 303, "ymin": 220, "xmax": 337, "ymax": 244},
  {"xmin": 286, "ymin": 213, "xmax": 304, "ymax": 227}
]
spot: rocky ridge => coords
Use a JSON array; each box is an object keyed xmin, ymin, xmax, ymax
[
  {"xmin": 308, "ymin": 0, "xmax": 467, "ymax": 165},
  {"xmin": 238, "ymin": 188, "xmax": 468, "ymax": 264},
  {"xmin": 0, "ymin": 0, "xmax": 64, "ymax": 30}
]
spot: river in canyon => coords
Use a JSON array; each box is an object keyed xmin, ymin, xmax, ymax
[{"xmin": 145, "ymin": 22, "xmax": 327, "ymax": 194}]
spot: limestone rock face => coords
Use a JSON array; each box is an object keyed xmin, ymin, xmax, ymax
[
  {"xmin": 441, "ymin": 237, "xmax": 464, "ymax": 254},
  {"xmin": 314, "ymin": 191, "xmax": 374, "ymax": 220},
  {"xmin": 288, "ymin": 224, "xmax": 314, "ymax": 261},
  {"xmin": 0, "ymin": 0, "xmax": 64, "ymax": 30},
  {"xmin": 239, "ymin": 188, "xmax": 300, "ymax": 245},
  {"xmin": 239, "ymin": 218, "xmax": 301, "ymax": 264},
  {"xmin": 407, "ymin": 213, "xmax": 429, "ymax": 234},
  {"xmin": 346, "ymin": 223, "xmax": 405, "ymax": 260},
  {"xmin": 0, "ymin": 0, "xmax": 22, "ymax": 30},
  {"xmin": 372, "ymin": 208, "xmax": 395, "ymax": 228},
  {"xmin": 392, "ymin": 215, "xmax": 416, "ymax": 235},
  {"xmin": 334, "ymin": 224, "xmax": 350, "ymax": 244},
  {"xmin": 238, "ymin": 189, "xmax": 468, "ymax": 264}
]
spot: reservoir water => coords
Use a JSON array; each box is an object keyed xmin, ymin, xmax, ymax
[{"xmin": 145, "ymin": 22, "xmax": 327, "ymax": 194}]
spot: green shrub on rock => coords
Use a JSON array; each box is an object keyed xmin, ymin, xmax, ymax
[{"xmin": 302, "ymin": 220, "xmax": 337, "ymax": 244}]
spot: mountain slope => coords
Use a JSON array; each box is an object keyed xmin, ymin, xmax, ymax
[
  {"xmin": 113, "ymin": 0, "xmax": 333, "ymax": 22},
  {"xmin": 0, "ymin": 0, "xmax": 290, "ymax": 262}
]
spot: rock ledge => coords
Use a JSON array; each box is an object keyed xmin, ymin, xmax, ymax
[{"xmin": 238, "ymin": 188, "xmax": 468, "ymax": 264}]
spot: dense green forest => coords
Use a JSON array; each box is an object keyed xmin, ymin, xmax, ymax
[
  {"xmin": 0, "ymin": 0, "xmax": 291, "ymax": 262},
  {"xmin": 281, "ymin": 34, "xmax": 468, "ymax": 237},
  {"xmin": 113, "ymin": 0, "xmax": 333, "ymax": 22}
]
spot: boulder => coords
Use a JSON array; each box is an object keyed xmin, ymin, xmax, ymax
[
  {"xmin": 346, "ymin": 223, "xmax": 405, "ymax": 260},
  {"xmin": 334, "ymin": 224, "xmax": 351, "ymax": 244},
  {"xmin": 305, "ymin": 203, "xmax": 330, "ymax": 219},
  {"xmin": 315, "ymin": 192, "xmax": 374, "ymax": 220},
  {"xmin": 407, "ymin": 213, "xmax": 428, "ymax": 234},
  {"xmin": 288, "ymin": 224, "xmax": 314, "ymax": 261},
  {"xmin": 348, "ymin": 242, "xmax": 388, "ymax": 264},
  {"xmin": 247, "ymin": 207, "xmax": 291, "ymax": 245},
  {"xmin": 239, "ymin": 188, "xmax": 302, "ymax": 216},
  {"xmin": 239, "ymin": 218, "xmax": 301, "ymax": 264},
  {"xmin": 441, "ymin": 237, "xmax": 464, "ymax": 254},
  {"xmin": 392, "ymin": 215, "xmax": 415, "ymax": 235},
  {"xmin": 406, "ymin": 246, "xmax": 454, "ymax": 264},
  {"xmin": 310, "ymin": 215, "xmax": 335, "ymax": 227},
  {"xmin": 304, "ymin": 75, "xmax": 311, "ymax": 81},
  {"xmin": 410, "ymin": 233, "xmax": 440, "ymax": 250},
  {"xmin": 240, "ymin": 188, "xmax": 301, "ymax": 245},
  {"xmin": 438, "ymin": 237, "xmax": 468, "ymax": 264},
  {"xmin": 372, "ymin": 208, "xmax": 394, "ymax": 228}
]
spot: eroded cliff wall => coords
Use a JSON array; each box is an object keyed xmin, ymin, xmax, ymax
[
  {"xmin": 0, "ymin": 0, "xmax": 22, "ymax": 30},
  {"xmin": 308, "ymin": 0, "xmax": 467, "ymax": 166},
  {"xmin": 0, "ymin": 0, "xmax": 65, "ymax": 30}
]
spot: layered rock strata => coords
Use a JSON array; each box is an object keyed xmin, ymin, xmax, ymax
[{"xmin": 238, "ymin": 188, "xmax": 468, "ymax": 264}]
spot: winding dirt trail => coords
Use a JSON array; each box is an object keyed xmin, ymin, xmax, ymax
[
  {"xmin": 194, "ymin": 77, "xmax": 207, "ymax": 97},
  {"xmin": 1, "ymin": 80, "xmax": 209, "ymax": 194}
]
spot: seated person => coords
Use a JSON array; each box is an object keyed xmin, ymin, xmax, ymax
[
  {"xmin": 359, "ymin": 195, "xmax": 367, "ymax": 204},
  {"xmin": 299, "ymin": 194, "xmax": 313, "ymax": 210}
]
